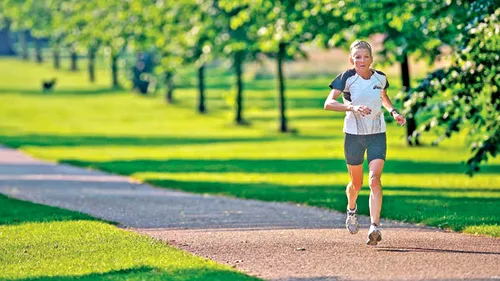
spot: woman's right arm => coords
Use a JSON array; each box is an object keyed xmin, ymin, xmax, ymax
[
  {"xmin": 324, "ymin": 89, "xmax": 352, "ymax": 112},
  {"xmin": 324, "ymin": 89, "xmax": 372, "ymax": 116}
]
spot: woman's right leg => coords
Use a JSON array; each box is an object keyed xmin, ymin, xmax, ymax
[
  {"xmin": 345, "ymin": 164, "xmax": 363, "ymax": 234},
  {"xmin": 344, "ymin": 133, "xmax": 365, "ymax": 209},
  {"xmin": 346, "ymin": 164, "xmax": 363, "ymax": 209},
  {"xmin": 344, "ymin": 133, "xmax": 365, "ymax": 234}
]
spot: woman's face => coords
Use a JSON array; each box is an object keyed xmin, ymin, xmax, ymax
[{"xmin": 350, "ymin": 48, "xmax": 373, "ymax": 72}]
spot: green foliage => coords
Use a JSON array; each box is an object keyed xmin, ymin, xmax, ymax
[
  {"xmin": 94, "ymin": 2, "xmax": 130, "ymax": 54},
  {"xmin": 233, "ymin": 0, "xmax": 337, "ymax": 58},
  {"xmin": 324, "ymin": 0, "xmax": 469, "ymax": 64},
  {"xmin": 144, "ymin": 1, "xmax": 184, "ymax": 74},
  {"xmin": 217, "ymin": 0, "xmax": 257, "ymax": 55},
  {"xmin": 403, "ymin": 3, "xmax": 500, "ymax": 175},
  {"xmin": 1, "ymin": 0, "xmax": 52, "ymax": 38},
  {"xmin": 185, "ymin": 1, "xmax": 221, "ymax": 66}
]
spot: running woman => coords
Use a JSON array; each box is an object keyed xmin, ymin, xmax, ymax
[{"xmin": 323, "ymin": 40, "xmax": 406, "ymax": 245}]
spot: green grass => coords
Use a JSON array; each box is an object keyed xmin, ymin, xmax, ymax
[
  {"xmin": 0, "ymin": 194, "xmax": 260, "ymax": 280},
  {"xmin": 0, "ymin": 57, "xmax": 499, "ymax": 238}
]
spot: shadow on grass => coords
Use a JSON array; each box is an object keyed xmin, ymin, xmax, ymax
[
  {"xmin": 0, "ymin": 88, "xmax": 125, "ymax": 96},
  {"xmin": 0, "ymin": 134, "xmax": 336, "ymax": 149},
  {"xmin": 179, "ymin": 80, "xmax": 331, "ymax": 92},
  {"xmin": 5, "ymin": 266, "xmax": 259, "ymax": 281},
  {"xmin": 62, "ymin": 158, "xmax": 500, "ymax": 175},
  {"xmin": 0, "ymin": 194, "xmax": 101, "ymax": 226},
  {"xmin": 200, "ymin": 96, "xmax": 327, "ymax": 110},
  {"xmin": 382, "ymin": 186, "xmax": 500, "ymax": 194},
  {"xmin": 144, "ymin": 179, "xmax": 500, "ymax": 232},
  {"xmin": 249, "ymin": 114, "xmax": 343, "ymax": 122}
]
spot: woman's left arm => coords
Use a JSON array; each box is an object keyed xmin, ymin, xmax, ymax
[{"xmin": 381, "ymin": 89, "xmax": 406, "ymax": 126}]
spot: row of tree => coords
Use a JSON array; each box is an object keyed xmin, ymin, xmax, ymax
[{"xmin": 0, "ymin": 0, "xmax": 498, "ymax": 174}]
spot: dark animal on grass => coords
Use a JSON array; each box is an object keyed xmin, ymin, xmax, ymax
[{"xmin": 42, "ymin": 78, "xmax": 57, "ymax": 93}]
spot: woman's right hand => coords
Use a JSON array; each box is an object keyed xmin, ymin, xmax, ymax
[{"xmin": 350, "ymin": 105, "xmax": 372, "ymax": 116}]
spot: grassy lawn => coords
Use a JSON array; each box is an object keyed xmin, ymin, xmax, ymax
[
  {"xmin": 0, "ymin": 57, "xmax": 498, "ymax": 238},
  {"xmin": 0, "ymin": 194, "xmax": 260, "ymax": 280}
]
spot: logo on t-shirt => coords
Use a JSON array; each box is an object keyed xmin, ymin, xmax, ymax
[{"xmin": 373, "ymin": 84, "xmax": 383, "ymax": 90}]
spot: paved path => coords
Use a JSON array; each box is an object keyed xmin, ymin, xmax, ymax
[{"xmin": 0, "ymin": 146, "xmax": 499, "ymax": 281}]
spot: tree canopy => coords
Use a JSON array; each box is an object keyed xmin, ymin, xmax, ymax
[{"xmin": 403, "ymin": 1, "xmax": 499, "ymax": 175}]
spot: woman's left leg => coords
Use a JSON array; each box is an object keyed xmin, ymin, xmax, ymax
[
  {"xmin": 368, "ymin": 159, "xmax": 385, "ymax": 225},
  {"xmin": 366, "ymin": 133, "xmax": 386, "ymax": 245}
]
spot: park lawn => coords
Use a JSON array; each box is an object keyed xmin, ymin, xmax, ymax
[
  {"xmin": 0, "ymin": 58, "xmax": 498, "ymax": 237},
  {"xmin": 0, "ymin": 194, "xmax": 261, "ymax": 281}
]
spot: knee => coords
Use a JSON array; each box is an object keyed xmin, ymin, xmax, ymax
[
  {"xmin": 369, "ymin": 174, "xmax": 381, "ymax": 189},
  {"xmin": 348, "ymin": 181, "xmax": 363, "ymax": 191}
]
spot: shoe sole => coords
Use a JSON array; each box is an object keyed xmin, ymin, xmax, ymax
[
  {"xmin": 346, "ymin": 224, "xmax": 359, "ymax": 234},
  {"xmin": 366, "ymin": 230, "xmax": 382, "ymax": 245},
  {"xmin": 346, "ymin": 212, "xmax": 359, "ymax": 234}
]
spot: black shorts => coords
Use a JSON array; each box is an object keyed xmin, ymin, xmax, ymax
[{"xmin": 344, "ymin": 133, "xmax": 386, "ymax": 165}]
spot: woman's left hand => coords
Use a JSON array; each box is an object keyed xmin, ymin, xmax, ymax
[{"xmin": 394, "ymin": 113, "xmax": 406, "ymax": 126}]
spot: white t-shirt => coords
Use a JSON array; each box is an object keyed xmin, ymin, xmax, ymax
[{"xmin": 329, "ymin": 68, "xmax": 389, "ymax": 135}]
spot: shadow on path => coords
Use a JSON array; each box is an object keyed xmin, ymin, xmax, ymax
[{"xmin": 377, "ymin": 246, "xmax": 500, "ymax": 256}]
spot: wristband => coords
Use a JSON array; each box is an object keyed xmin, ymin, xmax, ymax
[{"xmin": 390, "ymin": 109, "xmax": 399, "ymax": 116}]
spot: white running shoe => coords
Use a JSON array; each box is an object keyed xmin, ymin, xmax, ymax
[
  {"xmin": 366, "ymin": 223, "xmax": 382, "ymax": 245},
  {"xmin": 345, "ymin": 205, "xmax": 359, "ymax": 234}
]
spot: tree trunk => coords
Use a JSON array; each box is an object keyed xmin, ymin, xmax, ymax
[
  {"xmin": 88, "ymin": 48, "xmax": 96, "ymax": 83},
  {"xmin": 165, "ymin": 71, "xmax": 174, "ymax": 104},
  {"xmin": 277, "ymin": 42, "xmax": 288, "ymax": 132},
  {"xmin": 401, "ymin": 53, "xmax": 419, "ymax": 146},
  {"xmin": 492, "ymin": 81, "xmax": 500, "ymax": 111},
  {"xmin": 0, "ymin": 22, "xmax": 16, "ymax": 55},
  {"xmin": 70, "ymin": 46, "xmax": 78, "ymax": 71},
  {"xmin": 234, "ymin": 51, "xmax": 245, "ymax": 124},
  {"xmin": 19, "ymin": 31, "xmax": 28, "ymax": 60},
  {"xmin": 53, "ymin": 47, "xmax": 60, "ymax": 69},
  {"xmin": 111, "ymin": 52, "xmax": 119, "ymax": 87},
  {"xmin": 34, "ymin": 38, "xmax": 43, "ymax": 63},
  {"xmin": 197, "ymin": 64, "xmax": 206, "ymax": 113}
]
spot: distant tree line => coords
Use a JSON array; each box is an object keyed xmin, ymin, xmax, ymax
[{"xmin": 0, "ymin": 0, "xmax": 497, "ymax": 174}]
